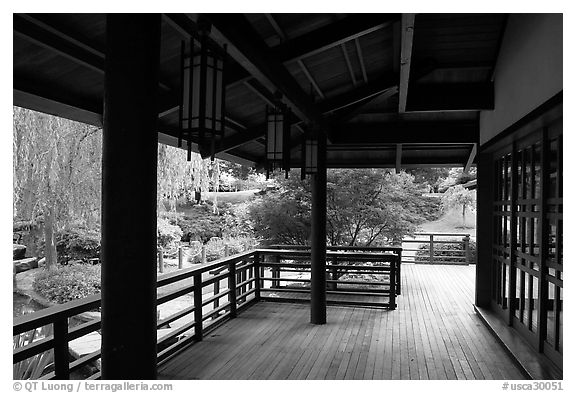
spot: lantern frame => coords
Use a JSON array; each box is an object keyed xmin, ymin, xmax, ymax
[{"xmin": 178, "ymin": 31, "xmax": 226, "ymax": 161}]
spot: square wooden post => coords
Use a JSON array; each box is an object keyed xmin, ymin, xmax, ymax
[{"xmin": 101, "ymin": 14, "xmax": 161, "ymax": 380}]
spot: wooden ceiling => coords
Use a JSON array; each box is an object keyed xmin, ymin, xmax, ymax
[{"xmin": 13, "ymin": 13, "xmax": 508, "ymax": 170}]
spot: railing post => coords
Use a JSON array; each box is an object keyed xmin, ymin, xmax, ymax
[
  {"xmin": 272, "ymin": 255, "xmax": 280, "ymax": 288},
  {"xmin": 201, "ymin": 245, "xmax": 206, "ymax": 263},
  {"xmin": 463, "ymin": 235, "xmax": 470, "ymax": 265},
  {"xmin": 254, "ymin": 252, "xmax": 261, "ymax": 301},
  {"xmin": 178, "ymin": 246, "xmax": 183, "ymax": 269},
  {"xmin": 329, "ymin": 256, "xmax": 338, "ymax": 291},
  {"xmin": 429, "ymin": 234, "xmax": 434, "ymax": 264},
  {"xmin": 396, "ymin": 250, "xmax": 402, "ymax": 295},
  {"xmin": 158, "ymin": 249, "xmax": 164, "ymax": 273},
  {"xmin": 212, "ymin": 280, "xmax": 220, "ymax": 320},
  {"xmin": 389, "ymin": 255, "xmax": 397, "ymax": 310},
  {"xmin": 229, "ymin": 261, "xmax": 237, "ymax": 318},
  {"xmin": 193, "ymin": 272, "xmax": 203, "ymax": 341},
  {"xmin": 53, "ymin": 318, "xmax": 70, "ymax": 379}
]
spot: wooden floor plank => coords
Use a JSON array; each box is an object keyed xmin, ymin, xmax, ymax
[{"xmin": 157, "ymin": 264, "xmax": 526, "ymax": 380}]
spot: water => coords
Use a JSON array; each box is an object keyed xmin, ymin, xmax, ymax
[{"xmin": 13, "ymin": 292, "xmax": 44, "ymax": 318}]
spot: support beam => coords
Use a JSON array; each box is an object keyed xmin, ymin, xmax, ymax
[
  {"xmin": 310, "ymin": 130, "xmax": 327, "ymax": 325},
  {"xmin": 14, "ymin": 77, "xmax": 103, "ymax": 126},
  {"xmin": 14, "ymin": 14, "xmax": 105, "ymax": 74},
  {"xmin": 395, "ymin": 144, "xmax": 402, "ymax": 173},
  {"xmin": 399, "ymin": 14, "xmax": 415, "ymax": 113},
  {"xmin": 101, "ymin": 14, "xmax": 160, "ymax": 380},
  {"xmin": 331, "ymin": 121, "xmax": 479, "ymax": 144},
  {"xmin": 341, "ymin": 43, "xmax": 357, "ymax": 87},
  {"xmin": 298, "ymin": 59, "xmax": 325, "ymax": 99},
  {"xmin": 464, "ymin": 143, "xmax": 477, "ymax": 173},
  {"xmin": 271, "ymin": 14, "xmax": 400, "ymax": 63},
  {"xmin": 317, "ymin": 73, "xmax": 396, "ymax": 115},
  {"xmin": 264, "ymin": 14, "xmax": 287, "ymax": 42},
  {"xmin": 354, "ymin": 38, "xmax": 368, "ymax": 83},
  {"xmin": 201, "ymin": 14, "xmax": 327, "ymax": 128}
]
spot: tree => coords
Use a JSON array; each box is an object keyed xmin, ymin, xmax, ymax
[
  {"xmin": 248, "ymin": 169, "xmax": 427, "ymax": 246},
  {"xmin": 441, "ymin": 185, "xmax": 476, "ymax": 227},
  {"xmin": 13, "ymin": 107, "xmax": 102, "ymax": 269}
]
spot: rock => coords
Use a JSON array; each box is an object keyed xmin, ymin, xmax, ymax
[
  {"xmin": 14, "ymin": 257, "xmax": 38, "ymax": 273},
  {"xmin": 13, "ymin": 244, "xmax": 27, "ymax": 260}
]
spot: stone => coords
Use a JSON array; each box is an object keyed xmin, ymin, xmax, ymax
[
  {"xmin": 13, "ymin": 244, "xmax": 27, "ymax": 260},
  {"xmin": 14, "ymin": 257, "xmax": 38, "ymax": 273}
]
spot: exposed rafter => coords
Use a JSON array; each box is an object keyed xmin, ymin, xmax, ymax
[
  {"xmin": 331, "ymin": 121, "xmax": 478, "ymax": 144},
  {"xmin": 298, "ymin": 59, "xmax": 325, "ymax": 100},
  {"xmin": 202, "ymin": 13, "xmax": 326, "ymax": 128},
  {"xmin": 354, "ymin": 39, "xmax": 368, "ymax": 83},
  {"xmin": 399, "ymin": 13, "xmax": 415, "ymax": 113},
  {"xmin": 14, "ymin": 14, "xmax": 105, "ymax": 74},
  {"xmin": 14, "ymin": 76, "xmax": 103, "ymax": 126},
  {"xmin": 270, "ymin": 14, "xmax": 400, "ymax": 63},
  {"xmin": 341, "ymin": 43, "xmax": 357, "ymax": 87},
  {"xmin": 464, "ymin": 143, "xmax": 477, "ymax": 173},
  {"xmin": 265, "ymin": 14, "xmax": 287, "ymax": 42},
  {"xmin": 318, "ymin": 73, "xmax": 396, "ymax": 114}
]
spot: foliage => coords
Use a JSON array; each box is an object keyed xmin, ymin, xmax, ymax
[
  {"xmin": 13, "ymin": 325, "xmax": 54, "ymax": 380},
  {"xmin": 221, "ymin": 201, "xmax": 255, "ymax": 238},
  {"xmin": 406, "ymin": 168, "xmax": 450, "ymax": 191},
  {"xmin": 13, "ymin": 107, "xmax": 102, "ymax": 269},
  {"xmin": 46, "ymin": 227, "xmax": 100, "ymax": 263},
  {"xmin": 441, "ymin": 185, "xmax": 476, "ymax": 226},
  {"xmin": 173, "ymin": 204, "xmax": 225, "ymax": 243},
  {"xmin": 157, "ymin": 144, "xmax": 212, "ymax": 212},
  {"xmin": 438, "ymin": 167, "xmax": 477, "ymax": 191},
  {"xmin": 249, "ymin": 169, "xmax": 428, "ymax": 246},
  {"xmin": 415, "ymin": 239, "xmax": 477, "ymax": 264},
  {"xmin": 157, "ymin": 217, "xmax": 184, "ymax": 250},
  {"xmin": 33, "ymin": 264, "xmax": 101, "ymax": 303},
  {"xmin": 418, "ymin": 196, "xmax": 443, "ymax": 222},
  {"xmin": 203, "ymin": 236, "xmax": 256, "ymax": 262}
]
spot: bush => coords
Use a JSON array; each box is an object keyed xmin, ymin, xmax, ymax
[
  {"xmin": 34, "ymin": 264, "xmax": 101, "ymax": 304},
  {"xmin": 415, "ymin": 239, "xmax": 476, "ymax": 264},
  {"xmin": 37, "ymin": 227, "xmax": 100, "ymax": 264},
  {"xmin": 418, "ymin": 196, "xmax": 443, "ymax": 222},
  {"xmin": 157, "ymin": 217, "xmax": 183, "ymax": 250}
]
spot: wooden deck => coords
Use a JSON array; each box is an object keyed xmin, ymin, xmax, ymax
[{"xmin": 158, "ymin": 264, "xmax": 525, "ymax": 380}]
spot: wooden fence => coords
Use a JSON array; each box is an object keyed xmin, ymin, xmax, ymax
[
  {"xmin": 401, "ymin": 232, "xmax": 473, "ymax": 265},
  {"xmin": 13, "ymin": 247, "xmax": 400, "ymax": 380}
]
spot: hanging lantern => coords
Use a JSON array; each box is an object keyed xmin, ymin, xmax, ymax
[
  {"xmin": 178, "ymin": 28, "xmax": 226, "ymax": 161},
  {"xmin": 301, "ymin": 129, "xmax": 318, "ymax": 180},
  {"xmin": 265, "ymin": 104, "xmax": 291, "ymax": 178}
]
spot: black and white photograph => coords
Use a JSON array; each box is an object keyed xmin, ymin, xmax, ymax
[{"xmin": 6, "ymin": 3, "xmax": 567, "ymax": 387}]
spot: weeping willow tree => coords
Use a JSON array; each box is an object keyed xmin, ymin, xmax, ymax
[
  {"xmin": 156, "ymin": 144, "xmax": 221, "ymax": 213},
  {"xmin": 13, "ymin": 107, "xmax": 102, "ymax": 270}
]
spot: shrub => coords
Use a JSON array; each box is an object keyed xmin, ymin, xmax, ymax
[
  {"xmin": 33, "ymin": 264, "xmax": 101, "ymax": 304},
  {"xmin": 157, "ymin": 217, "xmax": 183, "ymax": 250},
  {"xmin": 37, "ymin": 227, "xmax": 100, "ymax": 264},
  {"xmin": 415, "ymin": 239, "xmax": 477, "ymax": 264}
]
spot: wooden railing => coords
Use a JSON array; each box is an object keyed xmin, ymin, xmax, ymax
[
  {"xmin": 13, "ymin": 247, "xmax": 400, "ymax": 380},
  {"xmin": 259, "ymin": 248, "xmax": 399, "ymax": 308},
  {"xmin": 401, "ymin": 233, "xmax": 473, "ymax": 265}
]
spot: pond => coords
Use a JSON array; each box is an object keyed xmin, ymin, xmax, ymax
[{"xmin": 13, "ymin": 292, "xmax": 45, "ymax": 318}]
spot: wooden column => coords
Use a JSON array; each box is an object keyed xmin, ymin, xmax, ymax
[
  {"xmin": 310, "ymin": 131, "xmax": 327, "ymax": 325},
  {"xmin": 101, "ymin": 14, "xmax": 161, "ymax": 380},
  {"xmin": 475, "ymin": 151, "xmax": 493, "ymax": 307}
]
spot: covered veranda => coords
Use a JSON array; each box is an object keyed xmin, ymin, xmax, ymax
[{"xmin": 13, "ymin": 13, "xmax": 562, "ymax": 380}]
